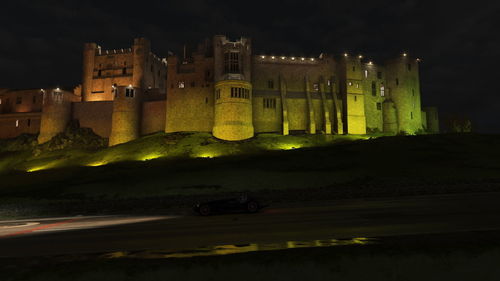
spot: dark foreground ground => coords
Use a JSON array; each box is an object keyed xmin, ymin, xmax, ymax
[
  {"xmin": 2, "ymin": 231, "xmax": 500, "ymax": 281},
  {"xmin": 1, "ymin": 192, "xmax": 500, "ymax": 280},
  {"xmin": 1, "ymin": 133, "xmax": 500, "ymax": 219}
]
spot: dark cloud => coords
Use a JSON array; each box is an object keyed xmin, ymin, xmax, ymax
[{"xmin": 0, "ymin": 0, "xmax": 499, "ymax": 132}]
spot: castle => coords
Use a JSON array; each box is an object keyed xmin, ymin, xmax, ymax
[{"xmin": 0, "ymin": 36, "xmax": 439, "ymax": 145}]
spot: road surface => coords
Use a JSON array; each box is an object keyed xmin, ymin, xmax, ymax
[{"xmin": 1, "ymin": 192, "xmax": 500, "ymax": 258}]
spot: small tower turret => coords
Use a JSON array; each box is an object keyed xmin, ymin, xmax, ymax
[
  {"xmin": 109, "ymin": 85, "xmax": 142, "ymax": 146},
  {"xmin": 386, "ymin": 54, "xmax": 423, "ymax": 134},
  {"xmin": 82, "ymin": 43, "xmax": 97, "ymax": 102},
  {"xmin": 38, "ymin": 88, "xmax": 81, "ymax": 144},
  {"xmin": 338, "ymin": 54, "xmax": 366, "ymax": 134}
]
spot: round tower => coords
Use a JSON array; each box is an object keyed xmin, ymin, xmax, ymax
[
  {"xmin": 382, "ymin": 99, "xmax": 398, "ymax": 134},
  {"xmin": 385, "ymin": 54, "xmax": 422, "ymax": 134},
  {"xmin": 109, "ymin": 85, "xmax": 142, "ymax": 146},
  {"xmin": 82, "ymin": 43, "xmax": 97, "ymax": 102},
  {"xmin": 38, "ymin": 88, "xmax": 74, "ymax": 144},
  {"xmin": 212, "ymin": 36, "xmax": 254, "ymax": 141}
]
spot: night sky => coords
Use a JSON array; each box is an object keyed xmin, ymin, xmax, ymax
[{"xmin": 1, "ymin": 1, "xmax": 498, "ymax": 132}]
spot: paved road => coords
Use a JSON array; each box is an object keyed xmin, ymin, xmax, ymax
[{"xmin": 1, "ymin": 192, "xmax": 500, "ymax": 258}]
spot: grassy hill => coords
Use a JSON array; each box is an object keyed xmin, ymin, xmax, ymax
[{"xmin": 1, "ymin": 132, "xmax": 499, "ymax": 218}]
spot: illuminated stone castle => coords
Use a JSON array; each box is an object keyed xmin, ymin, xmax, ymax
[{"xmin": 0, "ymin": 36, "xmax": 439, "ymax": 145}]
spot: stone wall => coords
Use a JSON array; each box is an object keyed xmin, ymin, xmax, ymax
[
  {"xmin": 72, "ymin": 101, "xmax": 113, "ymax": 138},
  {"xmin": 141, "ymin": 100, "xmax": 166, "ymax": 135},
  {"xmin": 165, "ymin": 55, "xmax": 215, "ymax": 133},
  {"xmin": 0, "ymin": 112, "xmax": 41, "ymax": 139}
]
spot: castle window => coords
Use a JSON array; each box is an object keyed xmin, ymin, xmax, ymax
[
  {"xmin": 122, "ymin": 68, "xmax": 127, "ymax": 75},
  {"xmin": 396, "ymin": 78, "xmax": 399, "ymax": 86},
  {"xmin": 263, "ymin": 98, "xmax": 276, "ymax": 109},
  {"xmin": 380, "ymin": 84, "xmax": 385, "ymax": 96},
  {"xmin": 354, "ymin": 95, "xmax": 357, "ymax": 102},
  {"xmin": 33, "ymin": 96, "xmax": 36, "ymax": 104},
  {"xmin": 352, "ymin": 66, "xmax": 356, "ymax": 72},
  {"xmin": 98, "ymin": 70, "xmax": 102, "ymax": 77},
  {"xmin": 224, "ymin": 52, "xmax": 240, "ymax": 73},
  {"xmin": 407, "ymin": 63, "xmax": 412, "ymax": 71},
  {"xmin": 268, "ymin": 80, "xmax": 274, "ymax": 89},
  {"xmin": 191, "ymin": 81, "xmax": 196, "ymax": 87},
  {"xmin": 327, "ymin": 80, "xmax": 331, "ymax": 86},
  {"xmin": 364, "ymin": 70, "xmax": 368, "ymax": 78},
  {"xmin": 411, "ymin": 112, "xmax": 414, "ymax": 119},
  {"xmin": 313, "ymin": 83, "xmax": 319, "ymax": 92},
  {"xmin": 216, "ymin": 89, "xmax": 221, "ymax": 99},
  {"xmin": 377, "ymin": 72, "xmax": 382, "ymax": 79},
  {"xmin": 125, "ymin": 88, "xmax": 135, "ymax": 98},
  {"xmin": 355, "ymin": 83, "xmax": 360, "ymax": 88},
  {"xmin": 377, "ymin": 102, "xmax": 382, "ymax": 110},
  {"xmin": 178, "ymin": 81, "xmax": 185, "ymax": 89},
  {"xmin": 205, "ymin": 70, "xmax": 211, "ymax": 81},
  {"xmin": 371, "ymin": 81, "xmax": 377, "ymax": 96},
  {"xmin": 412, "ymin": 89, "xmax": 415, "ymax": 96},
  {"xmin": 15, "ymin": 120, "xmax": 19, "ymax": 127},
  {"xmin": 27, "ymin": 119, "xmax": 31, "ymax": 127},
  {"xmin": 16, "ymin": 97, "xmax": 22, "ymax": 104}
]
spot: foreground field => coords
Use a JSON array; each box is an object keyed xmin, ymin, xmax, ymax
[
  {"xmin": 2, "ymin": 230, "xmax": 500, "ymax": 281},
  {"xmin": 0, "ymin": 133, "xmax": 499, "ymax": 218}
]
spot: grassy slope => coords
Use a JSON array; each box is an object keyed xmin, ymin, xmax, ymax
[{"xmin": 1, "ymin": 133, "xmax": 500, "ymax": 217}]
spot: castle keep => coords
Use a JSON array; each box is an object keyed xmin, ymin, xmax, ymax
[{"xmin": 0, "ymin": 36, "xmax": 439, "ymax": 144}]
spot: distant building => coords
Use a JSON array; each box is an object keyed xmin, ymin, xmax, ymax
[{"xmin": 0, "ymin": 36, "xmax": 439, "ymax": 145}]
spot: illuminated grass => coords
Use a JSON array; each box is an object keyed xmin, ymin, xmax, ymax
[{"xmin": 0, "ymin": 132, "xmax": 374, "ymax": 174}]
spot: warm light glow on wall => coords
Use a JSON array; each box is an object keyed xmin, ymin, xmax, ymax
[{"xmin": 271, "ymin": 56, "xmax": 275, "ymax": 59}]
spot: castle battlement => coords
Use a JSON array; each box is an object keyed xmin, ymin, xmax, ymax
[
  {"xmin": 255, "ymin": 55, "xmax": 320, "ymax": 65},
  {"xmin": 96, "ymin": 47, "xmax": 133, "ymax": 56},
  {"xmin": 0, "ymin": 35, "xmax": 439, "ymax": 144}
]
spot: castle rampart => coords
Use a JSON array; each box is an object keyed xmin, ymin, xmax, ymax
[{"xmin": 0, "ymin": 36, "xmax": 439, "ymax": 144}]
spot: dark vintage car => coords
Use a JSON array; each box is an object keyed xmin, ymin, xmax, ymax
[{"xmin": 193, "ymin": 194, "xmax": 264, "ymax": 216}]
